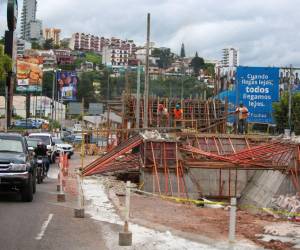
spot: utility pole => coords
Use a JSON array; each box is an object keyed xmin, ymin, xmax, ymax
[
  {"xmin": 51, "ymin": 70, "xmax": 56, "ymax": 121},
  {"xmin": 5, "ymin": 0, "xmax": 18, "ymax": 128},
  {"xmin": 136, "ymin": 61, "xmax": 141, "ymax": 129},
  {"xmin": 288, "ymin": 65, "xmax": 293, "ymax": 133},
  {"xmin": 107, "ymin": 70, "xmax": 110, "ymax": 101},
  {"xmin": 143, "ymin": 13, "xmax": 150, "ymax": 129}
]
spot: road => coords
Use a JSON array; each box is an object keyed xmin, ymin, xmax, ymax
[{"xmin": 0, "ymin": 154, "xmax": 107, "ymax": 250}]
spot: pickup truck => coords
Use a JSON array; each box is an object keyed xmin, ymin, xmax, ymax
[{"xmin": 0, "ymin": 133, "xmax": 36, "ymax": 202}]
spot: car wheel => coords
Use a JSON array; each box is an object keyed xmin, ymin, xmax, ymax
[{"xmin": 21, "ymin": 174, "xmax": 33, "ymax": 202}]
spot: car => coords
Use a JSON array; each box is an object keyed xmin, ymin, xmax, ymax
[
  {"xmin": 28, "ymin": 133, "xmax": 56, "ymax": 163},
  {"xmin": 14, "ymin": 119, "xmax": 34, "ymax": 129},
  {"xmin": 26, "ymin": 138, "xmax": 41, "ymax": 152},
  {"xmin": 73, "ymin": 134, "xmax": 83, "ymax": 145},
  {"xmin": 0, "ymin": 133, "xmax": 36, "ymax": 202},
  {"xmin": 63, "ymin": 134, "xmax": 75, "ymax": 143},
  {"xmin": 53, "ymin": 137, "xmax": 74, "ymax": 159}
]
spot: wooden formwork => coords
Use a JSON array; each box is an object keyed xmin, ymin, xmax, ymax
[{"xmin": 124, "ymin": 96, "xmax": 228, "ymax": 133}]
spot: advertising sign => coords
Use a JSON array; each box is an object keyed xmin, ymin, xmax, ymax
[
  {"xmin": 89, "ymin": 103, "xmax": 104, "ymax": 115},
  {"xmin": 279, "ymin": 69, "xmax": 300, "ymax": 96},
  {"xmin": 57, "ymin": 71, "xmax": 78, "ymax": 101},
  {"xmin": 237, "ymin": 66, "xmax": 279, "ymax": 124},
  {"xmin": 16, "ymin": 57, "xmax": 43, "ymax": 92}
]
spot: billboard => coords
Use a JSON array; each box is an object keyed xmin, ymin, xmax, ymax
[
  {"xmin": 57, "ymin": 71, "xmax": 78, "ymax": 101},
  {"xmin": 16, "ymin": 57, "xmax": 43, "ymax": 92},
  {"xmin": 237, "ymin": 66, "xmax": 279, "ymax": 124},
  {"xmin": 89, "ymin": 103, "xmax": 104, "ymax": 115},
  {"xmin": 67, "ymin": 102, "xmax": 82, "ymax": 115},
  {"xmin": 279, "ymin": 69, "xmax": 300, "ymax": 96}
]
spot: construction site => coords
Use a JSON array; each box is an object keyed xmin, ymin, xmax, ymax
[{"xmin": 77, "ymin": 95, "xmax": 300, "ymax": 249}]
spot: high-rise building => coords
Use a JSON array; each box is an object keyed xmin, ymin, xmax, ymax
[
  {"xmin": 20, "ymin": 0, "xmax": 43, "ymax": 41},
  {"xmin": 44, "ymin": 28, "xmax": 61, "ymax": 45},
  {"xmin": 221, "ymin": 48, "xmax": 239, "ymax": 67}
]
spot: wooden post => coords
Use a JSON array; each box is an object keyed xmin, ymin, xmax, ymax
[{"xmin": 143, "ymin": 13, "xmax": 151, "ymax": 129}]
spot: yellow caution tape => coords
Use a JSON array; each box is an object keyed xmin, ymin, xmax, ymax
[
  {"xmin": 131, "ymin": 188, "xmax": 228, "ymax": 206},
  {"xmin": 131, "ymin": 188, "xmax": 300, "ymax": 218},
  {"xmin": 240, "ymin": 204, "xmax": 300, "ymax": 218}
]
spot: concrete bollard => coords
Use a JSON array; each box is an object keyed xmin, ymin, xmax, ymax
[
  {"xmin": 228, "ymin": 197, "xmax": 237, "ymax": 243},
  {"xmin": 57, "ymin": 152, "xmax": 66, "ymax": 202},
  {"xmin": 74, "ymin": 173, "xmax": 85, "ymax": 218},
  {"xmin": 119, "ymin": 181, "xmax": 132, "ymax": 246}
]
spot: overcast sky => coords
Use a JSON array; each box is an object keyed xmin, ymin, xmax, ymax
[{"xmin": 1, "ymin": 0, "xmax": 300, "ymax": 66}]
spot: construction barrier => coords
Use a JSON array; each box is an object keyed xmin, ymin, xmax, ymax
[{"xmin": 130, "ymin": 187, "xmax": 300, "ymax": 220}]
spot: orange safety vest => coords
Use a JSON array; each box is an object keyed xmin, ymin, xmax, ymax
[
  {"xmin": 236, "ymin": 107, "xmax": 249, "ymax": 120},
  {"xmin": 173, "ymin": 109, "xmax": 183, "ymax": 120}
]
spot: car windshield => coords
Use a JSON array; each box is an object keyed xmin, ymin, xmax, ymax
[
  {"xmin": 27, "ymin": 139, "xmax": 40, "ymax": 148},
  {"xmin": 0, "ymin": 138, "xmax": 24, "ymax": 153},
  {"xmin": 29, "ymin": 135, "xmax": 50, "ymax": 145},
  {"xmin": 53, "ymin": 138, "xmax": 63, "ymax": 144}
]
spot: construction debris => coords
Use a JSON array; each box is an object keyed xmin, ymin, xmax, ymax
[{"xmin": 271, "ymin": 195, "xmax": 300, "ymax": 219}]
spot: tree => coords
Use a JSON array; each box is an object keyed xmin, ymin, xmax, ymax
[
  {"xmin": 0, "ymin": 37, "xmax": 4, "ymax": 45},
  {"xmin": 190, "ymin": 52, "xmax": 205, "ymax": 76},
  {"xmin": 152, "ymin": 48, "xmax": 174, "ymax": 69},
  {"xmin": 0, "ymin": 46, "xmax": 12, "ymax": 79},
  {"xmin": 180, "ymin": 43, "xmax": 186, "ymax": 58},
  {"xmin": 86, "ymin": 52, "xmax": 102, "ymax": 65},
  {"xmin": 43, "ymin": 39, "xmax": 54, "ymax": 50},
  {"xmin": 42, "ymin": 71, "xmax": 54, "ymax": 98},
  {"xmin": 273, "ymin": 92, "xmax": 300, "ymax": 135},
  {"xmin": 203, "ymin": 63, "xmax": 215, "ymax": 77},
  {"xmin": 60, "ymin": 40, "xmax": 69, "ymax": 49},
  {"xmin": 32, "ymin": 41, "xmax": 42, "ymax": 49}
]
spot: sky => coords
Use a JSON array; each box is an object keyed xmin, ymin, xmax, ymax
[{"xmin": 0, "ymin": 0, "xmax": 300, "ymax": 67}]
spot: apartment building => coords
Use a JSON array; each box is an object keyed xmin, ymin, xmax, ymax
[
  {"xmin": 102, "ymin": 45, "xmax": 129, "ymax": 67},
  {"xmin": 53, "ymin": 49, "xmax": 75, "ymax": 65},
  {"xmin": 44, "ymin": 28, "xmax": 61, "ymax": 45},
  {"xmin": 69, "ymin": 33, "xmax": 101, "ymax": 52},
  {"xmin": 221, "ymin": 48, "xmax": 239, "ymax": 67}
]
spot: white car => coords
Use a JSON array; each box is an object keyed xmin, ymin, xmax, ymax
[
  {"xmin": 28, "ymin": 133, "xmax": 56, "ymax": 162},
  {"xmin": 53, "ymin": 137, "xmax": 74, "ymax": 159}
]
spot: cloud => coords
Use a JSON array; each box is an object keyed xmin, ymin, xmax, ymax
[{"xmin": 0, "ymin": 0, "xmax": 300, "ymax": 66}]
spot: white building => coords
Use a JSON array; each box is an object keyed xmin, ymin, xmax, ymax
[
  {"xmin": 221, "ymin": 48, "xmax": 239, "ymax": 67},
  {"xmin": 28, "ymin": 20, "xmax": 43, "ymax": 40},
  {"xmin": 135, "ymin": 47, "xmax": 159, "ymax": 65},
  {"xmin": 102, "ymin": 46, "xmax": 129, "ymax": 67},
  {"xmin": 20, "ymin": 0, "xmax": 37, "ymax": 39},
  {"xmin": 0, "ymin": 96, "xmax": 65, "ymax": 122},
  {"xmin": 20, "ymin": 0, "xmax": 43, "ymax": 41},
  {"xmin": 17, "ymin": 39, "xmax": 32, "ymax": 57}
]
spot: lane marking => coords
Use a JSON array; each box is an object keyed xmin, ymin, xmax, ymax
[{"xmin": 35, "ymin": 213, "xmax": 54, "ymax": 240}]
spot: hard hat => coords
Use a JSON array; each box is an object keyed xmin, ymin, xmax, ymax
[{"xmin": 176, "ymin": 104, "xmax": 180, "ymax": 109}]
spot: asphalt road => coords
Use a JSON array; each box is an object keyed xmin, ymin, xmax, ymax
[{"xmin": 0, "ymin": 156, "xmax": 107, "ymax": 250}]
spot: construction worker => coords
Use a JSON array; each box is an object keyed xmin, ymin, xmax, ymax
[
  {"xmin": 235, "ymin": 102, "xmax": 249, "ymax": 134},
  {"xmin": 157, "ymin": 103, "xmax": 169, "ymax": 128},
  {"xmin": 173, "ymin": 103, "xmax": 183, "ymax": 128}
]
